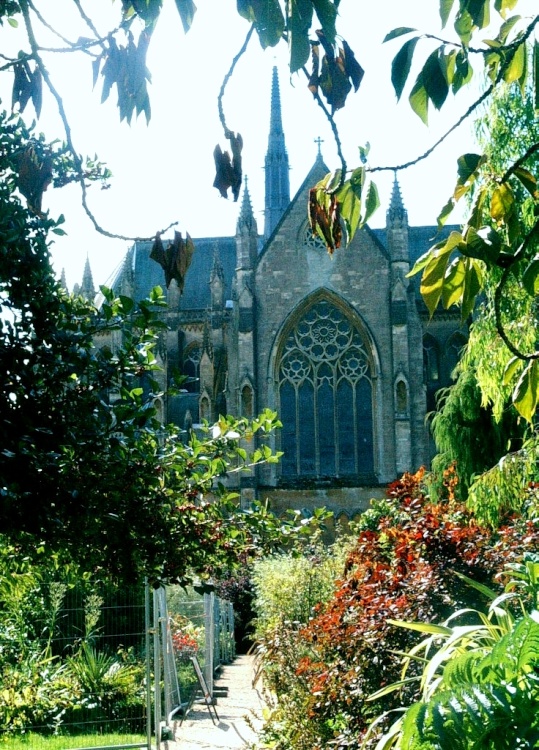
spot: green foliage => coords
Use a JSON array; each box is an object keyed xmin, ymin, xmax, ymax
[
  {"xmin": 252, "ymin": 535, "xmax": 346, "ymax": 638},
  {"xmin": 466, "ymin": 433, "xmax": 539, "ymax": 526},
  {"xmin": 0, "ymin": 549, "xmax": 147, "ymax": 739},
  {"xmin": 252, "ymin": 536, "xmax": 349, "ymax": 750},
  {"xmin": 429, "ymin": 366, "xmax": 525, "ymax": 501},
  {"xmin": 366, "ymin": 558, "xmax": 539, "ymax": 750},
  {"xmin": 254, "ymin": 470, "xmax": 539, "ymax": 749}
]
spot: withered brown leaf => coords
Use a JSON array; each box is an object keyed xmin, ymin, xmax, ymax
[
  {"xmin": 150, "ymin": 230, "xmax": 195, "ymax": 290},
  {"xmin": 213, "ymin": 131, "xmax": 243, "ymax": 201}
]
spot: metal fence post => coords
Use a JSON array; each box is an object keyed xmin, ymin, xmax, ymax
[
  {"xmin": 203, "ymin": 593, "xmax": 214, "ymax": 698},
  {"xmin": 145, "ymin": 581, "xmax": 152, "ymax": 750},
  {"xmin": 153, "ymin": 588, "xmax": 161, "ymax": 750},
  {"xmin": 229, "ymin": 601, "xmax": 235, "ymax": 660}
]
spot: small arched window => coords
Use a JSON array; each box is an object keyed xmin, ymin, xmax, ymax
[
  {"xmin": 241, "ymin": 385, "xmax": 254, "ymax": 419},
  {"xmin": 395, "ymin": 378, "xmax": 408, "ymax": 415}
]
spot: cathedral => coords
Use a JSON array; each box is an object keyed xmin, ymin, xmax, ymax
[{"xmin": 84, "ymin": 68, "xmax": 466, "ymax": 522}]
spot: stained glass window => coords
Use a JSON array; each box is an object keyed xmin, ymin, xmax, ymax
[{"xmin": 278, "ymin": 299, "xmax": 374, "ymax": 479}]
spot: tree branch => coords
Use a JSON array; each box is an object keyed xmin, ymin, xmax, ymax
[
  {"xmin": 370, "ymin": 15, "xmax": 539, "ymax": 176},
  {"xmin": 19, "ymin": 0, "xmax": 176, "ymax": 243},
  {"xmin": 501, "ymin": 141, "xmax": 539, "ymax": 183},
  {"xmin": 300, "ymin": 62, "xmax": 347, "ymax": 189},
  {"xmin": 217, "ymin": 25, "xmax": 254, "ymax": 138},
  {"xmin": 494, "ymin": 217, "xmax": 539, "ymax": 362}
]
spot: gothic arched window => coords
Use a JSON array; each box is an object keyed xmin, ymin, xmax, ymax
[{"xmin": 278, "ymin": 299, "xmax": 374, "ymax": 480}]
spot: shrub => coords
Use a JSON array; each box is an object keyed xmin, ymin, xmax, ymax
[{"xmin": 256, "ymin": 469, "xmax": 539, "ymax": 749}]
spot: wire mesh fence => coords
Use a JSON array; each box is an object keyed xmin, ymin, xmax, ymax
[
  {"xmin": 164, "ymin": 587, "xmax": 235, "ymax": 715},
  {"xmin": 0, "ymin": 578, "xmax": 151, "ymax": 750},
  {"xmin": 1, "ymin": 576, "xmax": 235, "ymax": 750}
]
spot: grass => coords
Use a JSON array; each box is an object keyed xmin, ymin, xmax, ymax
[{"xmin": 3, "ymin": 733, "xmax": 148, "ymax": 749}]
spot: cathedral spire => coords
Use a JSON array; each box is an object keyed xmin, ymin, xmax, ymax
[
  {"xmin": 386, "ymin": 173, "xmax": 408, "ymax": 227},
  {"xmin": 236, "ymin": 176, "xmax": 257, "ymax": 235},
  {"xmin": 79, "ymin": 255, "xmax": 96, "ymax": 301},
  {"xmin": 264, "ymin": 66, "xmax": 290, "ymax": 239}
]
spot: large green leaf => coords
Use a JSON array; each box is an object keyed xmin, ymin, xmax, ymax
[
  {"xmin": 422, "ymin": 49, "xmax": 449, "ymax": 110},
  {"xmin": 174, "ymin": 0, "xmax": 197, "ymax": 32},
  {"xmin": 503, "ymin": 41, "xmax": 526, "ymax": 85},
  {"xmin": 362, "ymin": 180, "xmax": 380, "ymax": 225},
  {"xmin": 440, "ymin": 0, "xmax": 456, "ymax": 28},
  {"xmin": 237, "ymin": 0, "xmax": 285, "ymax": 48},
  {"xmin": 513, "ymin": 166, "xmax": 538, "ymax": 198},
  {"xmin": 513, "ymin": 360, "xmax": 539, "ymax": 422},
  {"xmin": 442, "ymin": 256, "xmax": 466, "ymax": 308},
  {"xmin": 466, "ymin": 0, "xmax": 490, "ymax": 29},
  {"xmin": 452, "ymin": 49, "xmax": 473, "ymax": 92},
  {"xmin": 383, "ymin": 26, "xmax": 417, "ymax": 43},
  {"xmin": 461, "ymin": 258, "xmax": 482, "ymax": 319},
  {"xmin": 420, "ymin": 232, "xmax": 463, "ymax": 315},
  {"xmin": 391, "ymin": 37, "xmax": 419, "ymax": 100},
  {"xmin": 461, "ymin": 226, "xmax": 501, "ymax": 264},
  {"xmin": 494, "ymin": 0, "xmax": 520, "ymax": 17},
  {"xmin": 288, "ymin": 0, "xmax": 313, "ymax": 72},
  {"xmin": 409, "ymin": 76, "xmax": 429, "ymax": 124},
  {"xmin": 337, "ymin": 168, "xmax": 363, "ymax": 243},
  {"xmin": 457, "ymin": 152, "xmax": 483, "ymax": 185},
  {"xmin": 490, "ymin": 182, "xmax": 515, "ymax": 224},
  {"xmin": 311, "ymin": 0, "xmax": 338, "ymax": 44}
]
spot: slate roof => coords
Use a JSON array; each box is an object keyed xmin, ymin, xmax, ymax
[
  {"xmin": 116, "ymin": 236, "xmax": 237, "ymax": 311},
  {"xmin": 112, "ymin": 217, "xmax": 461, "ymax": 313}
]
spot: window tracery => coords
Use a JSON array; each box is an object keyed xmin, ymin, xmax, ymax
[{"xmin": 278, "ymin": 299, "xmax": 374, "ymax": 479}]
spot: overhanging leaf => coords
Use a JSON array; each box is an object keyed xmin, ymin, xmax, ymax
[
  {"xmin": 490, "ymin": 182, "xmax": 515, "ymax": 224},
  {"xmin": 391, "ymin": 36, "xmax": 419, "ymax": 100},
  {"xmin": 420, "ymin": 232, "xmax": 464, "ymax": 316},
  {"xmin": 440, "ymin": 0, "xmax": 456, "ymax": 28},
  {"xmin": 513, "ymin": 360, "xmax": 539, "ymax": 423},
  {"xmin": 422, "ymin": 48, "xmax": 449, "ymax": 110},
  {"xmin": 442, "ymin": 256, "xmax": 466, "ymax": 309},
  {"xmin": 513, "ymin": 166, "xmax": 538, "ymax": 198},
  {"xmin": 311, "ymin": 0, "xmax": 338, "ymax": 44},
  {"xmin": 174, "ymin": 0, "xmax": 197, "ymax": 32},
  {"xmin": 288, "ymin": 0, "xmax": 313, "ymax": 73},
  {"xmin": 522, "ymin": 255, "xmax": 539, "ymax": 296},
  {"xmin": 503, "ymin": 40, "xmax": 526, "ymax": 84},
  {"xmin": 409, "ymin": 76, "xmax": 429, "ymax": 124},
  {"xmin": 383, "ymin": 26, "xmax": 417, "ymax": 43},
  {"xmin": 362, "ymin": 180, "xmax": 380, "ymax": 225},
  {"xmin": 461, "ymin": 258, "xmax": 482, "ymax": 319},
  {"xmin": 503, "ymin": 356, "xmax": 522, "ymax": 387}
]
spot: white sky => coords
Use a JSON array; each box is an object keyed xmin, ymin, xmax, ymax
[{"xmin": 1, "ymin": 1, "xmax": 534, "ymax": 290}]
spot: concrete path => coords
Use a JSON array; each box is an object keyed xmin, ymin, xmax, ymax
[{"xmin": 166, "ymin": 655, "xmax": 265, "ymax": 749}]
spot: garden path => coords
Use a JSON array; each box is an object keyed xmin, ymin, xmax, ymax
[{"xmin": 167, "ymin": 654, "xmax": 265, "ymax": 749}]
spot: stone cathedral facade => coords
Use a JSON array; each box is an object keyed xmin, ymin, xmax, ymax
[{"xmin": 94, "ymin": 68, "xmax": 466, "ymax": 521}]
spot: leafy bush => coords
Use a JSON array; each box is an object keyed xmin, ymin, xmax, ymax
[
  {"xmin": 252, "ymin": 536, "xmax": 351, "ymax": 750},
  {"xmin": 366, "ymin": 556, "xmax": 539, "ymax": 749},
  {"xmin": 255, "ymin": 470, "xmax": 539, "ymax": 749}
]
